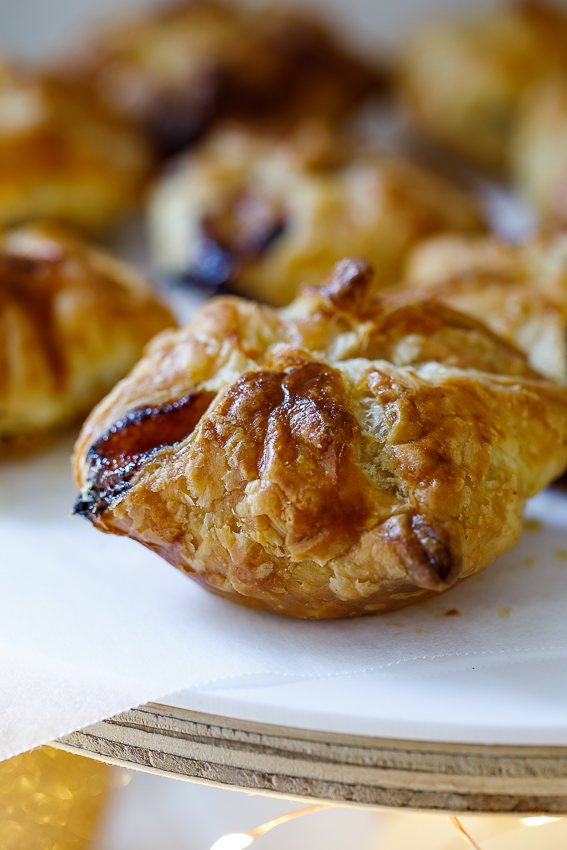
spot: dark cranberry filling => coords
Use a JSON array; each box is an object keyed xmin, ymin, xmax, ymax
[
  {"xmin": 74, "ymin": 389, "xmax": 216, "ymax": 518},
  {"xmin": 178, "ymin": 191, "xmax": 286, "ymax": 293}
]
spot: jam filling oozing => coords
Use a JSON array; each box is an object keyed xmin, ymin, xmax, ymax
[
  {"xmin": 180, "ymin": 190, "xmax": 286, "ymax": 292},
  {"xmin": 74, "ymin": 390, "xmax": 216, "ymax": 518}
]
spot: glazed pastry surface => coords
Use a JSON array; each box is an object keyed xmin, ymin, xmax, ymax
[
  {"xmin": 404, "ymin": 232, "xmax": 567, "ymax": 383},
  {"xmin": 148, "ymin": 124, "xmax": 484, "ymax": 306},
  {"xmin": 70, "ymin": 0, "xmax": 384, "ymax": 156},
  {"xmin": 0, "ymin": 223, "xmax": 173, "ymax": 456},
  {"xmin": 400, "ymin": 1, "xmax": 567, "ymax": 172},
  {"xmin": 0, "ymin": 59, "xmax": 151, "ymax": 232},
  {"xmin": 74, "ymin": 258, "xmax": 567, "ymax": 618}
]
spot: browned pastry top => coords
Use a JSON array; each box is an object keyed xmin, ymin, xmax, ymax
[{"xmin": 74, "ymin": 259, "xmax": 567, "ymax": 618}]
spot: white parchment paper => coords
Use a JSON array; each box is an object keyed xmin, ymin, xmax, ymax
[{"xmin": 1, "ymin": 436, "xmax": 566, "ymax": 761}]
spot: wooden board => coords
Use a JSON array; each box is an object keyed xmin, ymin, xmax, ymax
[{"xmin": 54, "ymin": 702, "xmax": 567, "ymax": 814}]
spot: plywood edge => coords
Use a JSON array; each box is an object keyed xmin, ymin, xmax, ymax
[{"xmin": 55, "ymin": 702, "xmax": 567, "ymax": 814}]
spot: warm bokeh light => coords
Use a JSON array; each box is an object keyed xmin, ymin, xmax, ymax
[
  {"xmin": 0, "ymin": 746, "xmax": 109, "ymax": 850},
  {"xmin": 209, "ymin": 834, "xmax": 254, "ymax": 850},
  {"xmin": 208, "ymin": 804, "xmax": 330, "ymax": 850},
  {"xmin": 109, "ymin": 769, "xmax": 132, "ymax": 789},
  {"xmin": 521, "ymin": 816, "xmax": 564, "ymax": 827}
]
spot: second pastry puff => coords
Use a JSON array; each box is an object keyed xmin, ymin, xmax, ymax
[
  {"xmin": 148, "ymin": 124, "xmax": 484, "ymax": 306},
  {"xmin": 68, "ymin": 0, "xmax": 385, "ymax": 157},
  {"xmin": 403, "ymin": 232, "xmax": 567, "ymax": 384},
  {"xmin": 399, "ymin": 1, "xmax": 567, "ymax": 173},
  {"xmin": 0, "ymin": 59, "xmax": 152, "ymax": 232}
]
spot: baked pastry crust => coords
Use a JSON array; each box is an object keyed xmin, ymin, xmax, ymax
[
  {"xmin": 400, "ymin": 1, "xmax": 567, "ymax": 172},
  {"xmin": 0, "ymin": 223, "xmax": 173, "ymax": 456},
  {"xmin": 0, "ymin": 59, "xmax": 152, "ymax": 232},
  {"xmin": 148, "ymin": 124, "xmax": 484, "ymax": 306},
  {"xmin": 73, "ymin": 258, "xmax": 567, "ymax": 618},
  {"xmin": 404, "ymin": 232, "xmax": 567, "ymax": 383},
  {"xmin": 69, "ymin": 0, "xmax": 385, "ymax": 157},
  {"xmin": 512, "ymin": 76, "xmax": 567, "ymax": 225}
]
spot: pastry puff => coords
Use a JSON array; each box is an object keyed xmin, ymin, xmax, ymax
[
  {"xmin": 404, "ymin": 232, "xmax": 567, "ymax": 384},
  {"xmin": 69, "ymin": 0, "xmax": 385, "ymax": 157},
  {"xmin": 74, "ymin": 258, "xmax": 567, "ymax": 619},
  {"xmin": 400, "ymin": 1, "xmax": 567, "ymax": 173},
  {"xmin": 0, "ymin": 59, "xmax": 152, "ymax": 232},
  {"xmin": 0, "ymin": 223, "xmax": 174, "ymax": 456},
  {"xmin": 148, "ymin": 124, "xmax": 484, "ymax": 306}
]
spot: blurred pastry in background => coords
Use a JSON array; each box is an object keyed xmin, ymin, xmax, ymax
[
  {"xmin": 148, "ymin": 123, "xmax": 484, "ymax": 306},
  {"xmin": 512, "ymin": 76, "xmax": 567, "ymax": 226},
  {"xmin": 399, "ymin": 1, "xmax": 567, "ymax": 173},
  {"xmin": 0, "ymin": 59, "xmax": 152, "ymax": 233},
  {"xmin": 404, "ymin": 232, "xmax": 567, "ymax": 383},
  {"xmin": 73, "ymin": 258, "xmax": 567, "ymax": 619},
  {"xmin": 0, "ymin": 223, "xmax": 173, "ymax": 458},
  {"xmin": 0, "ymin": 747, "xmax": 109, "ymax": 850},
  {"xmin": 69, "ymin": 0, "xmax": 386, "ymax": 158}
]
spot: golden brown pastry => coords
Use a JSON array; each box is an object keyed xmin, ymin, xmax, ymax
[
  {"xmin": 0, "ymin": 223, "xmax": 173, "ymax": 456},
  {"xmin": 69, "ymin": 0, "xmax": 384, "ymax": 157},
  {"xmin": 73, "ymin": 258, "xmax": 567, "ymax": 619},
  {"xmin": 400, "ymin": 1, "xmax": 567, "ymax": 173},
  {"xmin": 404, "ymin": 232, "xmax": 567, "ymax": 383},
  {"xmin": 512, "ymin": 76, "xmax": 567, "ymax": 225},
  {"xmin": 0, "ymin": 58, "xmax": 152, "ymax": 232},
  {"xmin": 148, "ymin": 123, "xmax": 484, "ymax": 306}
]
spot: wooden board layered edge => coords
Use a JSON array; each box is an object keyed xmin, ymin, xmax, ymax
[{"xmin": 53, "ymin": 702, "xmax": 567, "ymax": 814}]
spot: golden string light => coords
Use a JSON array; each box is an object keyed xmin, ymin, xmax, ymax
[
  {"xmin": 449, "ymin": 816, "xmax": 483, "ymax": 849},
  {"xmin": 208, "ymin": 804, "xmax": 331, "ymax": 850},
  {"xmin": 208, "ymin": 806, "xmax": 566, "ymax": 850}
]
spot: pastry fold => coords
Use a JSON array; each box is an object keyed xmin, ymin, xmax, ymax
[
  {"xmin": 74, "ymin": 258, "xmax": 567, "ymax": 618},
  {"xmin": 0, "ymin": 223, "xmax": 173, "ymax": 455},
  {"xmin": 404, "ymin": 232, "xmax": 567, "ymax": 383}
]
